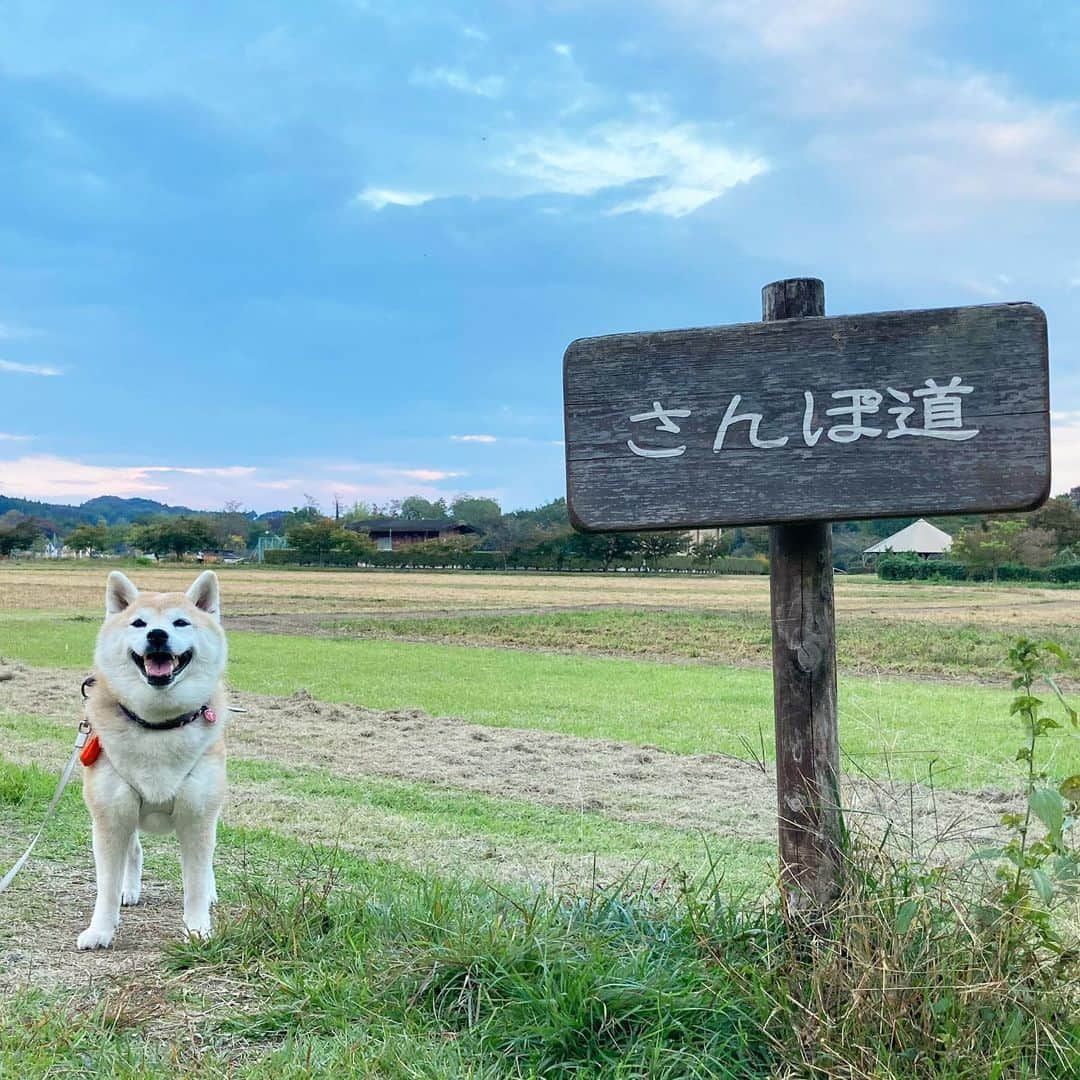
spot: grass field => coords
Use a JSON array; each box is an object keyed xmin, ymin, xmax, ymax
[
  {"xmin": 1, "ymin": 562, "xmax": 1078, "ymax": 1077},
  {"xmin": 0, "ymin": 616, "xmax": 1072, "ymax": 789},
  {"xmin": 2, "ymin": 561, "xmax": 1079, "ymax": 624}
]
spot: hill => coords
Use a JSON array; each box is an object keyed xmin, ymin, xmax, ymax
[{"xmin": 0, "ymin": 493, "xmax": 200, "ymax": 531}]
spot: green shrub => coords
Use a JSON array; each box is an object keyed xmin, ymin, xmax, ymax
[
  {"xmin": 997, "ymin": 562, "xmax": 1048, "ymax": 582},
  {"xmin": 1048, "ymin": 563, "xmax": 1080, "ymax": 584}
]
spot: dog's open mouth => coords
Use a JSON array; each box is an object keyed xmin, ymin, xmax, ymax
[{"xmin": 131, "ymin": 649, "xmax": 194, "ymax": 687}]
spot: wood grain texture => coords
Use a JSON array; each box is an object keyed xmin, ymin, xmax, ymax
[
  {"xmin": 762, "ymin": 278, "xmax": 840, "ymax": 914},
  {"xmin": 564, "ymin": 302, "xmax": 1050, "ymax": 531},
  {"xmin": 770, "ymin": 520, "xmax": 840, "ymax": 912}
]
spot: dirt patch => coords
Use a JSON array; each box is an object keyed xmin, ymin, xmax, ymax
[
  {"xmin": 0, "ymin": 659, "xmax": 1019, "ymax": 851},
  {"xmin": 0, "ymin": 858, "xmax": 177, "ymax": 995}
]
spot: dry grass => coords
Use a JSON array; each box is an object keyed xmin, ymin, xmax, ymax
[{"xmin": 1, "ymin": 562, "xmax": 1077, "ymax": 626}]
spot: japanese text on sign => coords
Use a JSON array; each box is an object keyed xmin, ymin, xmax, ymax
[{"xmin": 627, "ymin": 377, "xmax": 978, "ymax": 459}]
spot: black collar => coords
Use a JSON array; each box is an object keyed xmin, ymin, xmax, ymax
[
  {"xmin": 80, "ymin": 678, "xmax": 211, "ymax": 733},
  {"xmin": 117, "ymin": 702, "xmax": 211, "ymax": 732}
]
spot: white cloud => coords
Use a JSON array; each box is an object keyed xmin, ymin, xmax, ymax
[
  {"xmin": 0, "ymin": 358, "xmax": 61, "ymax": 376},
  {"xmin": 326, "ymin": 462, "xmax": 465, "ymax": 481},
  {"xmin": 411, "ymin": 66, "xmax": 505, "ymax": 99},
  {"xmin": 0, "ymin": 456, "xmax": 256, "ymax": 500},
  {"xmin": 678, "ymin": 0, "xmax": 931, "ymax": 60},
  {"xmin": 451, "ymin": 434, "xmax": 498, "ymax": 443},
  {"xmin": 0, "ymin": 432, "xmax": 34, "ymax": 442},
  {"xmin": 656, "ymin": 1, "xmax": 1080, "ymax": 222},
  {"xmin": 810, "ymin": 75, "xmax": 1080, "ymax": 214},
  {"xmin": 610, "ymin": 185, "xmax": 724, "ymax": 217},
  {"xmin": 399, "ymin": 468, "xmax": 465, "ymax": 482},
  {"xmin": 353, "ymin": 187, "xmax": 435, "ymax": 210},
  {"xmin": 0, "ymin": 455, "xmax": 471, "ymax": 512},
  {"xmin": 552, "ymin": 43, "xmax": 572, "ymax": 58},
  {"xmin": 501, "ymin": 123, "xmax": 767, "ymax": 216}
]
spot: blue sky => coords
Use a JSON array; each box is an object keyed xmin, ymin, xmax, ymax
[{"xmin": 1, "ymin": 0, "xmax": 1078, "ymax": 513}]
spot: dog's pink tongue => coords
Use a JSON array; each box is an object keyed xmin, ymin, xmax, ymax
[{"xmin": 144, "ymin": 656, "xmax": 173, "ymax": 677}]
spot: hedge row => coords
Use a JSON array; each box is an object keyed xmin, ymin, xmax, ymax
[
  {"xmin": 262, "ymin": 548, "xmax": 768, "ymax": 574},
  {"xmin": 876, "ymin": 553, "xmax": 1080, "ymax": 584},
  {"xmin": 263, "ymin": 549, "xmax": 505, "ymax": 569}
]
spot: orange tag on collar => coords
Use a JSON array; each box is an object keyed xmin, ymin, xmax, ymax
[{"xmin": 80, "ymin": 733, "xmax": 101, "ymax": 767}]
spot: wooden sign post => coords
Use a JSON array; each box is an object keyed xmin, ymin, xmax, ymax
[
  {"xmin": 762, "ymin": 279, "xmax": 839, "ymax": 913},
  {"xmin": 563, "ymin": 278, "xmax": 1050, "ymax": 911}
]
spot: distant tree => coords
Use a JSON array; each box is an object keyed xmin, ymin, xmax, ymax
[
  {"xmin": 952, "ymin": 520, "xmax": 1026, "ymax": 581},
  {"xmin": 245, "ymin": 519, "xmax": 270, "ymax": 549},
  {"xmin": 692, "ymin": 534, "xmax": 734, "ymax": 566},
  {"xmin": 1030, "ymin": 496, "xmax": 1080, "ymax": 551},
  {"xmin": 128, "ymin": 516, "xmax": 216, "ymax": 560},
  {"xmin": 528, "ymin": 497, "xmax": 571, "ymax": 529},
  {"xmin": 400, "ymin": 496, "xmax": 449, "ymax": 520},
  {"xmin": 283, "ymin": 503, "xmax": 324, "ymax": 530},
  {"xmin": 339, "ymin": 501, "xmax": 374, "ymax": 525},
  {"xmin": 569, "ymin": 530, "xmax": 638, "ymax": 570},
  {"xmin": 66, "ymin": 521, "xmax": 110, "ymax": 555},
  {"xmin": 286, "ymin": 519, "xmax": 376, "ymax": 561},
  {"xmin": 164, "ymin": 517, "xmax": 217, "ymax": 560},
  {"xmin": 450, "ymin": 496, "xmax": 502, "ymax": 533},
  {"xmin": 0, "ymin": 511, "xmax": 43, "ymax": 556},
  {"xmin": 635, "ymin": 531, "xmax": 687, "ymax": 567},
  {"xmin": 367, "ymin": 500, "xmax": 401, "ymax": 520},
  {"xmin": 1013, "ymin": 526, "xmax": 1057, "ymax": 568},
  {"xmin": 726, "ymin": 526, "xmax": 770, "ymax": 557},
  {"xmin": 210, "ymin": 501, "xmax": 253, "ymax": 551}
]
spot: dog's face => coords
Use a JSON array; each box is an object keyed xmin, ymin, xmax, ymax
[{"xmin": 94, "ymin": 571, "xmax": 227, "ymax": 712}]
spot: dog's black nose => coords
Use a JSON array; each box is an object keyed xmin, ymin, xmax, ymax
[{"xmin": 146, "ymin": 628, "xmax": 169, "ymax": 648}]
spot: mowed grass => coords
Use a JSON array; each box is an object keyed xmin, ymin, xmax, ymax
[
  {"xmin": 0, "ymin": 721, "xmax": 773, "ymax": 895},
  {"xmin": 0, "ymin": 757, "xmax": 778, "ymax": 1078},
  {"xmin": 1, "ymin": 617, "xmax": 1074, "ymax": 790},
  {"xmin": 331, "ymin": 608, "xmax": 1080, "ymax": 681},
  {"xmin": 2, "ymin": 561, "xmax": 1079, "ymax": 626},
  {"xmin": 3, "ymin": 751, "xmax": 1076, "ymax": 1079}
]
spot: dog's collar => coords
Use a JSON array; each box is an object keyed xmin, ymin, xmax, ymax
[
  {"xmin": 117, "ymin": 702, "xmax": 214, "ymax": 732},
  {"xmin": 80, "ymin": 677, "xmax": 219, "ymax": 732}
]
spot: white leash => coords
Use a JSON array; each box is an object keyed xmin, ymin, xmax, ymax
[
  {"xmin": 0, "ymin": 720, "xmax": 91, "ymax": 895},
  {"xmin": 0, "ymin": 701, "xmax": 246, "ymax": 895}
]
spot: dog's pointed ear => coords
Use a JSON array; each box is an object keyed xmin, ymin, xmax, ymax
[
  {"xmin": 186, "ymin": 571, "xmax": 220, "ymax": 621},
  {"xmin": 106, "ymin": 571, "xmax": 139, "ymax": 615}
]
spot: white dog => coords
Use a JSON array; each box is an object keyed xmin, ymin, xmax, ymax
[{"xmin": 77, "ymin": 570, "xmax": 228, "ymax": 949}]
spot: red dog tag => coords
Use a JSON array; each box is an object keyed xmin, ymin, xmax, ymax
[
  {"xmin": 203, "ymin": 707, "xmax": 217, "ymax": 725},
  {"xmin": 80, "ymin": 733, "xmax": 101, "ymax": 767}
]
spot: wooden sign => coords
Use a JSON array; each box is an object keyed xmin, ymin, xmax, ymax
[{"xmin": 564, "ymin": 302, "xmax": 1050, "ymax": 531}]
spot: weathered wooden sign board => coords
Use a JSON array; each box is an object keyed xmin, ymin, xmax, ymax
[
  {"xmin": 563, "ymin": 280, "xmax": 1051, "ymax": 917},
  {"xmin": 564, "ymin": 302, "xmax": 1050, "ymax": 531}
]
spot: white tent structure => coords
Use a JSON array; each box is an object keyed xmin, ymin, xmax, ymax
[{"xmin": 864, "ymin": 519, "xmax": 953, "ymax": 557}]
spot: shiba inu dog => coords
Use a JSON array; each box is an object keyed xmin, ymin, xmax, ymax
[{"xmin": 77, "ymin": 570, "xmax": 228, "ymax": 949}]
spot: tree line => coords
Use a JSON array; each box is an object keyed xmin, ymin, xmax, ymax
[{"xmin": 3, "ymin": 486, "xmax": 1079, "ymax": 576}]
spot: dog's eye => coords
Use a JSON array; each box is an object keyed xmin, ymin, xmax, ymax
[
  {"xmin": 131, "ymin": 618, "xmax": 146, "ymax": 628},
  {"xmin": 173, "ymin": 618, "xmax": 190, "ymax": 628}
]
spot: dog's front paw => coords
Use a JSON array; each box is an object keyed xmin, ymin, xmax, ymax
[
  {"xmin": 184, "ymin": 917, "xmax": 212, "ymax": 941},
  {"xmin": 77, "ymin": 926, "xmax": 116, "ymax": 950},
  {"xmin": 120, "ymin": 887, "xmax": 141, "ymax": 906}
]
